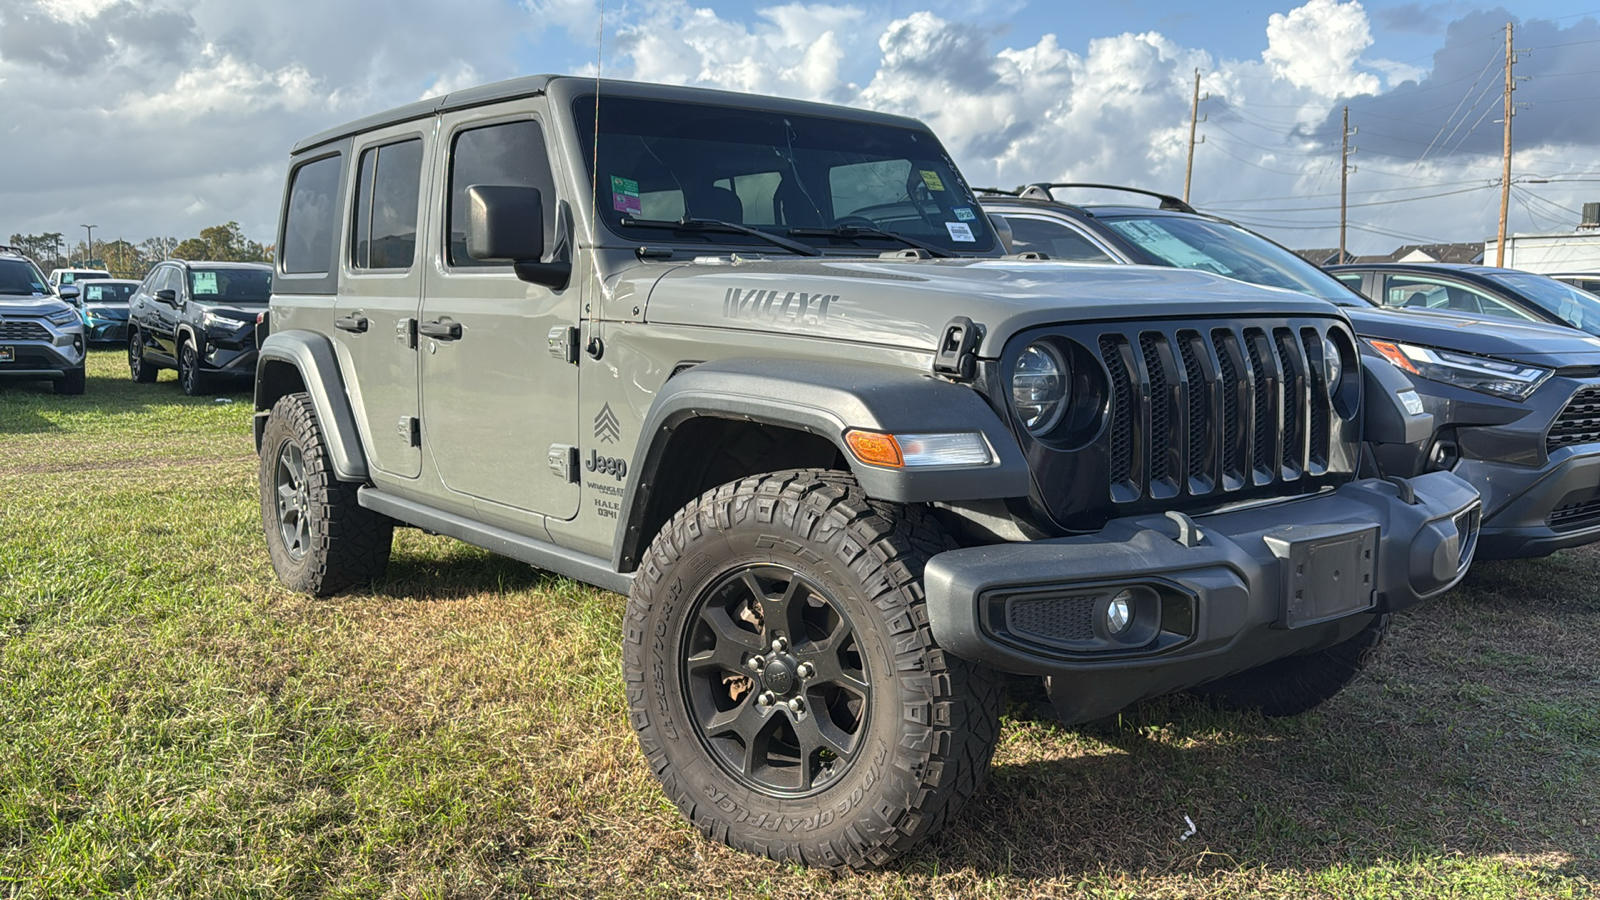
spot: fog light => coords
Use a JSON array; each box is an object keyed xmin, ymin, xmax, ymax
[{"xmin": 1106, "ymin": 590, "xmax": 1134, "ymax": 634}]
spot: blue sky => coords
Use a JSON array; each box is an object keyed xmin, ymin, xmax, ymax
[{"xmin": 4, "ymin": 0, "xmax": 1599, "ymax": 252}]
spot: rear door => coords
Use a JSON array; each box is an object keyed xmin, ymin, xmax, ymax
[
  {"xmin": 334, "ymin": 123, "xmax": 433, "ymax": 479},
  {"xmin": 418, "ymin": 102, "xmax": 581, "ymax": 519}
]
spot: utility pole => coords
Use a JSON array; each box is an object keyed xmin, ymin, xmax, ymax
[
  {"xmin": 1184, "ymin": 69, "xmax": 1208, "ymax": 204},
  {"xmin": 81, "ymin": 224, "xmax": 96, "ymax": 267},
  {"xmin": 1496, "ymin": 22, "xmax": 1515, "ymax": 267},
  {"xmin": 1340, "ymin": 106, "xmax": 1358, "ymax": 265}
]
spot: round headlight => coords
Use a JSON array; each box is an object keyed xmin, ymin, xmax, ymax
[
  {"xmin": 1012, "ymin": 342, "xmax": 1069, "ymax": 434},
  {"xmin": 1322, "ymin": 335, "xmax": 1343, "ymax": 391}
]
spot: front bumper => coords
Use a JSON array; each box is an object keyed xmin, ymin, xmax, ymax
[
  {"xmin": 924, "ymin": 471, "xmax": 1480, "ymax": 724},
  {"xmin": 0, "ymin": 324, "xmax": 85, "ymax": 378},
  {"xmin": 201, "ymin": 335, "xmax": 258, "ymax": 378},
  {"xmin": 1465, "ymin": 445, "xmax": 1600, "ymax": 559},
  {"xmin": 83, "ymin": 313, "xmax": 129, "ymax": 343}
]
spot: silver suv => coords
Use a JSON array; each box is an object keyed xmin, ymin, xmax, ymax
[
  {"xmin": 255, "ymin": 76, "xmax": 1482, "ymax": 870},
  {"xmin": 1, "ymin": 246, "xmax": 87, "ymax": 394}
]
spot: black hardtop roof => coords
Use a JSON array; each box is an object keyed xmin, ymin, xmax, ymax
[{"xmin": 292, "ymin": 74, "xmax": 932, "ymax": 156}]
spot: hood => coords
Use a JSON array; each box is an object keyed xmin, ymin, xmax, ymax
[
  {"xmin": 1343, "ymin": 306, "xmax": 1600, "ymax": 366},
  {"xmin": 643, "ymin": 257, "xmax": 1344, "ymax": 356},
  {"xmin": 0, "ymin": 294, "xmax": 72, "ymax": 317}
]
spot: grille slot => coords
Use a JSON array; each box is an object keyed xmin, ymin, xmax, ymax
[
  {"xmin": 1547, "ymin": 385, "xmax": 1600, "ymax": 452},
  {"xmin": 1096, "ymin": 321, "xmax": 1340, "ymax": 506},
  {"xmin": 1008, "ymin": 595, "xmax": 1097, "ymax": 644},
  {"xmin": 0, "ymin": 320, "xmax": 51, "ymax": 342}
]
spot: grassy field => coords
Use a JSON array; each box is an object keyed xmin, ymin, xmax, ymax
[{"xmin": 1, "ymin": 349, "xmax": 1596, "ymax": 898}]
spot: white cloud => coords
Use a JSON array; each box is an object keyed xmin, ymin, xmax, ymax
[
  {"xmin": 1262, "ymin": 0, "xmax": 1380, "ymax": 97},
  {"xmin": 119, "ymin": 45, "xmax": 321, "ymax": 121},
  {"xmin": 419, "ymin": 63, "xmax": 482, "ymax": 101}
]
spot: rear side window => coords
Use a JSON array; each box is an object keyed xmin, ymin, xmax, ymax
[
  {"xmin": 352, "ymin": 138, "xmax": 424, "ymax": 270},
  {"xmin": 1005, "ymin": 216, "xmax": 1115, "ymax": 263},
  {"xmin": 447, "ymin": 120, "xmax": 557, "ymax": 267},
  {"xmin": 282, "ymin": 154, "xmax": 342, "ymax": 274}
]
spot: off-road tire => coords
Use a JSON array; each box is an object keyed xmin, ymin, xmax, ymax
[
  {"xmin": 128, "ymin": 331, "xmax": 157, "ymax": 383},
  {"xmin": 1190, "ymin": 613, "xmax": 1390, "ymax": 717},
  {"xmin": 625, "ymin": 469, "xmax": 1001, "ymax": 870},
  {"xmin": 54, "ymin": 366, "xmax": 86, "ymax": 395},
  {"xmin": 259, "ymin": 392, "xmax": 392, "ymax": 596},
  {"xmin": 177, "ymin": 338, "xmax": 210, "ymax": 396}
]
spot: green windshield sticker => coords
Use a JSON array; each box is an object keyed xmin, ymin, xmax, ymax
[
  {"xmin": 194, "ymin": 272, "xmax": 218, "ymax": 295},
  {"xmin": 611, "ymin": 176, "xmax": 642, "ymax": 215},
  {"xmin": 953, "ymin": 206, "xmax": 976, "ymax": 221},
  {"xmin": 920, "ymin": 170, "xmax": 946, "ymax": 192}
]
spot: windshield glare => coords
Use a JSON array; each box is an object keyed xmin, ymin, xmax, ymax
[
  {"xmin": 1101, "ymin": 215, "xmax": 1362, "ymax": 304},
  {"xmin": 1495, "ymin": 272, "xmax": 1600, "ymax": 334},
  {"xmin": 190, "ymin": 268, "xmax": 272, "ymax": 303},
  {"xmin": 0, "ymin": 260, "xmax": 49, "ymax": 296},
  {"xmin": 574, "ymin": 95, "xmax": 994, "ymax": 254},
  {"xmin": 84, "ymin": 283, "xmax": 136, "ymax": 304}
]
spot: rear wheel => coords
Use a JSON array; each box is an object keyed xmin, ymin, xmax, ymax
[
  {"xmin": 128, "ymin": 330, "xmax": 157, "ymax": 383},
  {"xmin": 1191, "ymin": 614, "xmax": 1390, "ymax": 717},
  {"xmin": 626, "ymin": 469, "xmax": 1000, "ymax": 869},
  {"xmin": 259, "ymin": 392, "xmax": 393, "ymax": 595}
]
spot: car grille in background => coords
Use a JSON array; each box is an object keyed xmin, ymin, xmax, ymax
[
  {"xmin": 0, "ymin": 321, "xmax": 51, "ymax": 342},
  {"xmin": 1100, "ymin": 324, "xmax": 1334, "ymax": 503},
  {"xmin": 1546, "ymin": 385, "xmax": 1600, "ymax": 453}
]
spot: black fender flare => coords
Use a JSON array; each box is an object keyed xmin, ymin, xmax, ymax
[
  {"xmin": 253, "ymin": 329, "xmax": 369, "ymax": 482},
  {"xmin": 611, "ymin": 358, "xmax": 1031, "ymax": 571}
]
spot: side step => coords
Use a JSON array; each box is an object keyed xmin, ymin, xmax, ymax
[{"xmin": 358, "ymin": 487, "xmax": 633, "ymax": 595}]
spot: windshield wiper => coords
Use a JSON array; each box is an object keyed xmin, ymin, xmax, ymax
[
  {"xmin": 786, "ymin": 225, "xmax": 954, "ymax": 258},
  {"xmin": 619, "ymin": 216, "xmax": 821, "ymax": 257}
]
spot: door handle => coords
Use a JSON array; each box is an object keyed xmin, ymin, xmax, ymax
[
  {"xmin": 418, "ymin": 319, "xmax": 462, "ymax": 341},
  {"xmin": 335, "ymin": 314, "xmax": 370, "ymax": 334}
]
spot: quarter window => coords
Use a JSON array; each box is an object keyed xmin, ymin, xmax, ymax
[
  {"xmin": 282, "ymin": 154, "xmax": 342, "ymax": 274},
  {"xmin": 447, "ymin": 120, "xmax": 557, "ymax": 267},
  {"xmin": 1383, "ymin": 275, "xmax": 1538, "ymax": 321},
  {"xmin": 352, "ymin": 138, "xmax": 424, "ymax": 270},
  {"xmin": 1005, "ymin": 216, "xmax": 1116, "ymax": 263}
]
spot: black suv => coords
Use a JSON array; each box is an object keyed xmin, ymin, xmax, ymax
[
  {"xmin": 1326, "ymin": 262, "xmax": 1600, "ymax": 335},
  {"xmin": 128, "ymin": 260, "xmax": 271, "ymax": 394},
  {"xmin": 983, "ymin": 184, "xmax": 1600, "ymax": 559}
]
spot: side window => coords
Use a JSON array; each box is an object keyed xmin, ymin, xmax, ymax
[
  {"xmin": 1333, "ymin": 273, "xmax": 1365, "ymax": 294},
  {"xmin": 448, "ymin": 120, "xmax": 557, "ymax": 268},
  {"xmin": 352, "ymin": 138, "xmax": 424, "ymax": 270},
  {"xmin": 1384, "ymin": 275, "xmax": 1537, "ymax": 320},
  {"xmin": 1006, "ymin": 216, "xmax": 1115, "ymax": 263},
  {"xmin": 282, "ymin": 154, "xmax": 343, "ymax": 274}
]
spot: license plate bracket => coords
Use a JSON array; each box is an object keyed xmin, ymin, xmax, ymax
[{"xmin": 1264, "ymin": 523, "xmax": 1379, "ymax": 628}]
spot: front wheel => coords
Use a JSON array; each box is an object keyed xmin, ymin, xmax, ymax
[
  {"xmin": 1190, "ymin": 613, "xmax": 1391, "ymax": 717},
  {"xmin": 258, "ymin": 392, "xmax": 393, "ymax": 596},
  {"xmin": 625, "ymin": 469, "xmax": 1000, "ymax": 869},
  {"xmin": 177, "ymin": 338, "xmax": 209, "ymax": 396},
  {"xmin": 128, "ymin": 330, "xmax": 157, "ymax": 383}
]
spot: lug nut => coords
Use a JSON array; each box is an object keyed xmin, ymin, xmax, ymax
[
  {"xmin": 786, "ymin": 697, "xmax": 806, "ymax": 715},
  {"xmin": 796, "ymin": 662, "xmax": 815, "ymax": 679},
  {"xmin": 749, "ymin": 655, "xmax": 765, "ymax": 671},
  {"xmin": 771, "ymin": 635, "xmax": 789, "ymax": 653},
  {"xmin": 756, "ymin": 691, "xmax": 776, "ymax": 708}
]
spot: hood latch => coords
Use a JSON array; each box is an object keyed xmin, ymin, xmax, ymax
[{"xmin": 933, "ymin": 316, "xmax": 983, "ymax": 381}]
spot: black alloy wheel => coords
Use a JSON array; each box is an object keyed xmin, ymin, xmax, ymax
[
  {"xmin": 683, "ymin": 563, "xmax": 871, "ymax": 796},
  {"xmin": 177, "ymin": 339, "xmax": 207, "ymax": 395},
  {"xmin": 129, "ymin": 330, "xmax": 156, "ymax": 383}
]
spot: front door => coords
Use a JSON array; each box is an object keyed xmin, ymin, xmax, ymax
[
  {"xmin": 334, "ymin": 124, "xmax": 433, "ymax": 479},
  {"xmin": 419, "ymin": 106, "xmax": 581, "ymax": 519}
]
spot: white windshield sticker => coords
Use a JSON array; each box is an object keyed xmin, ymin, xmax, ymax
[
  {"xmin": 1109, "ymin": 220, "xmax": 1230, "ymax": 274},
  {"xmin": 945, "ymin": 222, "xmax": 975, "ymax": 242},
  {"xmin": 193, "ymin": 272, "xmax": 218, "ymax": 295}
]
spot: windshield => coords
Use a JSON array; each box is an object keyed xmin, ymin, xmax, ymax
[
  {"xmin": 1100, "ymin": 214, "xmax": 1365, "ymax": 305},
  {"xmin": 0, "ymin": 259, "xmax": 49, "ymax": 296},
  {"xmin": 83, "ymin": 282, "xmax": 135, "ymax": 304},
  {"xmin": 189, "ymin": 268, "xmax": 272, "ymax": 303},
  {"xmin": 59, "ymin": 270, "xmax": 110, "ymax": 285},
  {"xmin": 1493, "ymin": 272, "xmax": 1600, "ymax": 335},
  {"xmin": 573, "ymin": 95, "xmax": 995, "ymax": 254}
]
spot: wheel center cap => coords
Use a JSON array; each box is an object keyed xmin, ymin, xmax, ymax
[{"xmin": 763, "ymin": 658, "xmax": 795, "ymax": 694}]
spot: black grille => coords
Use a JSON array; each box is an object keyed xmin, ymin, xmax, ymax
[
  {"xmin": 1549, "ymin": 496, "xmax": 1600, "ymax": 532},
  {"xmin": 1096, "ymin": 320, "xmax": 1344, "ymax": 505},
  {"xmin": 1008, "ymin": 595, "xmax": 1096, "ymax": 643},
  {"xmin": 0, "ymin": 320, "xmax": 50, "ymax": 341},
  {"xmin": 1547, "ymin": 385, "xmax": 1600, "ymax": 452},
  {"xmin": 1102, "ymin": 336, "xmax": 1134, "ymax": 485}
]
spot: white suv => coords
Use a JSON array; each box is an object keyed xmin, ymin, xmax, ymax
[{"xmin": 3, "ymin": 248, "xmax": 88, "ymax": 394}]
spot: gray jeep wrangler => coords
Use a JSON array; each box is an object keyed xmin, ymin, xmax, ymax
[{"xmin": 256, "ymin": 75, "xmax": 1482, "ymax": 869}]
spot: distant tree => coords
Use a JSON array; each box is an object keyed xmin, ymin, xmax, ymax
[
  {"xmin": 140, "ymin": 236, "xmax": 178, "ymax": 263},
  {"xmin": 172, "ymin": 222, "xmax": 270, "ymax": 262},
  {"xmin": 98, "ymin": 239, "xmax": 144, "ymax": 279},
  {"xmin": 6, "ymin": 232, "xmax": 67, "ymax": 269}
]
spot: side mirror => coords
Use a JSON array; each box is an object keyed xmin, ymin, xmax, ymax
[
  {"xmin": 154, "ymin": 289, "xmax": 177, "ymax": 305},
  {"xmin": 466, "ymin": 184, "xmax": 571, "ymax": 290},
  {"xmin": 58, "ymin": 285, "xmax": 80, "ymax": 302}
]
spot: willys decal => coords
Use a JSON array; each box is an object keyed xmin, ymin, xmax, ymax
[{"xmin": 722, "ymin": 288, "xmax": 838, "ymax": 325}]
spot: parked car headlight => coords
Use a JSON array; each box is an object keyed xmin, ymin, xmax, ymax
[
  {"xmin": 1366, "ymin": 339, "xmax": 1551, "ymax": 401},
  {"xmin": 1321, "ymin": 335, "xmax": 1342, "ymax": 391},
  {"xmin": 201, "ymin": 310, "xmax": 240, "ymax": 333},
  {"xmin": 1012, "ymin": 342, "xmax": 1069, "ymax": 434},
  {"xmin": 46, "ymin": 308, "xmax": 80, "ymax": 326}
]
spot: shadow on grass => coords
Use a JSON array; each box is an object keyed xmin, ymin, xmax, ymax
[
  {"xmin": 374, "ymin": 542, "xmax": 572, "ymax": 602},
  {"xmin": 1, "ymin": 364, "xmax": 253, "ymax": 435}
]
